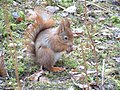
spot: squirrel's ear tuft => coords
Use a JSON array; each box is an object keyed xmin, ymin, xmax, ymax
[
  {"xmin": 58, "ymin": 19, "xmax": 65, "ymax": 34},
  {"xmin": 65, "ymin": 18, "xmax": 70, "ymax": 28}
]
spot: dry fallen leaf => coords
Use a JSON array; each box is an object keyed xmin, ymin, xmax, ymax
[
  {"xmin": 64, "ymin": 5, "xmax": 77, "ymax": 14},
  {"xmin": 28, "ymin": 71, "xmax": 50, "ymax": 83},
  {"xmin": 46, "ymin": 6, "xmax": 59, "ymax": 13}
]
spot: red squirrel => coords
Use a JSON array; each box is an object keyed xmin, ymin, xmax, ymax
[{"xmin": 25, "ymin": 7, "xmax": 73, "ymax": 72}]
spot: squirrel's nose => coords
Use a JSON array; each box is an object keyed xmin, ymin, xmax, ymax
[
  {"xmin": 66, "ymin": 42, "xmax": 73, "ymax": 53},
  {"xmin": 69, "ymin": 42, "xmax": 73, "ymax": 49},
  {"xmin": 68, "ymin": 42, "xmax": 73, "ymax": 47}
]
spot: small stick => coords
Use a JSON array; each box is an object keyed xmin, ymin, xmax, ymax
[
  {"xmin": 57, "ymin": 4, "xmax": 66, "ymax": 10},
  {"xmin": 3, "ymin": 1, "xmax": 21, "ymax": 90},
  {"xmin": 102, "ymin": 59, "xmax": 105, "ymax": 90},
  {"xmin": 86, "ymin": 1, "xmax": 108, "ymax": 11},
  {"xmin": 64, "ymin": 70, "xmax": 88, "ymax": 89},
  {"xmin": 80, "ymin": 39, "xmax": 90, "ymax": 90},
  {"xmin": 84, "ymin": 0, "xmax": 99, "ymax": 85}
]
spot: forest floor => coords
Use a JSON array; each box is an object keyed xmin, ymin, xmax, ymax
[{"xmin": 0, "ymin": 0, "xmax": 120, "ymax": 90}]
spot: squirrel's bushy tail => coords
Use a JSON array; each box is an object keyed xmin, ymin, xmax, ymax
[{"xmin": 25, "ymin": 7, "xmax": 55, "ymax": 58}]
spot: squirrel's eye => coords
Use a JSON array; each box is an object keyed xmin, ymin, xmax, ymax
[{"xmin": 64, "ymin": 36, "xmax": 68, "ymax": 40}]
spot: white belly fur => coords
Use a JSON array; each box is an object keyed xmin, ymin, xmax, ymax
[{"xmin": 54, "ymin": 52, "xmax": 62, "ymax": 63}]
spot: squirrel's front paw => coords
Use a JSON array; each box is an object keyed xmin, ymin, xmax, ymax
[{"xmin": 51, "ymin": 66, "xmax": 65, "ymax": 72}]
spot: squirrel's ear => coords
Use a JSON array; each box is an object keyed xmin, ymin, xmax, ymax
[
  {"xmin": 65, "ymin": 18, "xmax": 70, "ymax": 28},
  {"xmin": 58, "ymin": 19, "xmax": 65, "ymax": 34}
]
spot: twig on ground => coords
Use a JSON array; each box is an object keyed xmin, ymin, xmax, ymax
[
  {"xmin": 84, "ymin": 0, "xmax": 99, "ymax": 85},
  {"xmin": 80, "ymin": 39, "xmax": 90, "ymax": 90},
  {"xmin": 86, "ymin": 1, "xmax": 109, "ymax": 12},
  {"xmin": 87, "ymin": 24, "xmax": 99, "ymax": 85},
  {"xmin": 2, "ymin": 1, "xmax": 21, "ymax": 90},
  {"xmin": 56, "ymin": 4, "xmax": 66, "ymax": 10},
  {"xmin": 64, "ymin": 70, "xmax": 88, "ymax": 89},
  {"xmin": 102, "ymin": 59, "xmax": 105, "ymax": 90}
]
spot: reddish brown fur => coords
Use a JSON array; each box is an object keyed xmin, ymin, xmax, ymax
[
  {"xmin": 26, "ymin": 8, "xmax": 73, "ymax": 72},
  {"xmin": 0, "ymin": 56, "xmax": 7, "ymax": 77}
]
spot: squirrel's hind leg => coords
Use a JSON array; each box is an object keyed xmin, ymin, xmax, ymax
[
  {"xmin": 37, "ymin": 46, "xmax": 65, "ymax": 72},
  {"xmin": 36, "ymin": 46, "xmax": 54, "ymax": 69}
]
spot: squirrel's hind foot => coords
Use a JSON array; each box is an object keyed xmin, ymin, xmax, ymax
[{"xmin": 50, "ymin": 66, "xmax": 65, "ymax": 72}]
